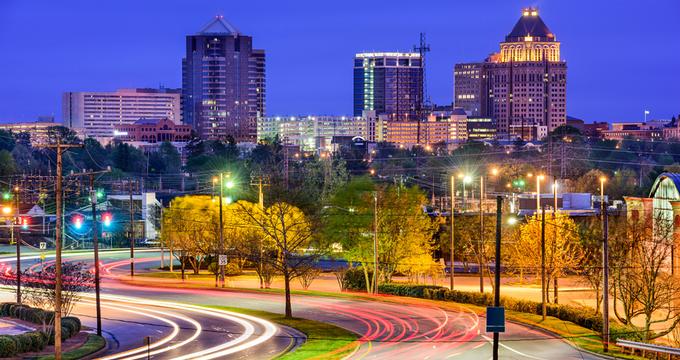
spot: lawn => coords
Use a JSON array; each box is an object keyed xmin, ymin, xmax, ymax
[
  {"xmin": 37, "ymin": 334, "xmax": 106, "ymax": 360},
  {"xmin": 205, "ymin": 305, "xmax": 359, "ymax": 360}
]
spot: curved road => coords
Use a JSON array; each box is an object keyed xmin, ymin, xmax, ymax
[
  {"xmin": 0, "ymin": 250, "xmax": 298, "ymax": 359},
  {"xmin": 3, "ymin": 249, "xmax": 603, "ymax": 359}
]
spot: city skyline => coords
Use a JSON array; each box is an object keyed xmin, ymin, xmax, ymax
[{"xmin": 0, "ymin": 0, "xmax": 678, "ymax": 124}]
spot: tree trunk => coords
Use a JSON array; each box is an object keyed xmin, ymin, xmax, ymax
[
  {"xmin": 284, "ymin": 270, "xmax": 292, "ymax": 318},
  {"xmin": 553, "ymin": 277, "xmax": 558, "ymax": 304}
]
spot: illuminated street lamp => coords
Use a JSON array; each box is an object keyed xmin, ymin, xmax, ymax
[
  {"xmin": 2, "ymin": 206, "xmax": 12, "ymax": 215},
  {"xmin": 536, "ymin": 175, "xmax": 544, "ymax": 213}
]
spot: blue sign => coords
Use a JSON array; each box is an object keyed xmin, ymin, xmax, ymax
[{"xmin": 486, "ymin": 306, "xmax": 505, "ymax": 333}]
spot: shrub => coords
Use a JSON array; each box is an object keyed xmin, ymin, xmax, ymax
[
  {"xmin": 0, "ymin": 336, "xmax": 17, "ymax": 357},
  {"xmin": 342, "ymin": 267, "xmax": 373, "ymax": 291},
  {"xmin": 62, "ymin": 317, "xmax": 81, "ymax": 335},
  {"xmin": 26, "ymin": 331, "xmax": 46, "ymax": 351},
  {"xmin": 13, "ymin": 333, "xmax": 33, "ymax": 353},
  {"xmin": 378, "ymin": 284, "xmax": 443, "ymax": 297}
]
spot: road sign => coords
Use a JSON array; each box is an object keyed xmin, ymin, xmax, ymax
[
  {"xmin": 39, "ymin": 242, "xmax": 46, "ymax": 250},
  {"xmin": 486, "ymin": 307, "xmax": 505, "ymax": 333},
  {"xmin": 218, "ymin": 255, "xmax": 228, "ymax": 266}
]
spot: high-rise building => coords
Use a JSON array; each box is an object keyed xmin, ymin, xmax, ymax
[
  {"xmin": 62, "ymin": 88, "xmax": 181, "ymax": 142},
  {"xmin": 453, "ymin": 63, "xmax": 487, "ymax": 117},
  {"xmin": 182, "ymin": 16, "xmax": 265, "ymax": 142},
  {"xmin": 353, "ymin": 52, "xmax": 423, "ymax": 120},
  {"xmin": 454, "ymin": 7, "xmax": 567, "ymax": 139}
]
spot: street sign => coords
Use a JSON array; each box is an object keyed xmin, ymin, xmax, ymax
[
  {"xmin": 218, "ymin": 255, "xmax": 228, "ymax": 266},
  {"xmin": 486, "ymin": 307, "xmax": 505, "ymax": 333},
  {"xmin": 39, "ymin": 242, "xmax": 46, "ymax": 250}
]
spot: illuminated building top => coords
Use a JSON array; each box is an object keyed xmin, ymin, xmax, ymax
[{"xmin": 498, "ymin": 7, "xmax": 561, "ymax": 63}]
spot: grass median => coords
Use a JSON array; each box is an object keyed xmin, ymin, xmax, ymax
[
  {"xmin": 204, "ymin": 305, "xmax": 359, "ymax": 360},
  {"xmin": 36, "ymin": 333, "xmax": 106, "ymax": 360}
]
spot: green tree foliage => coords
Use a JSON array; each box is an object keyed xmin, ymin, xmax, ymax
[
  {"xmin": 0, "ymin": 150, "xmax": 17, "ymax": 177},
  {"xmin": 325, "ymin": 178, "xmax": 437, "ymax": 291}
]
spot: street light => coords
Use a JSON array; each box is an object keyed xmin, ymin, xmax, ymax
[
  {"xmin": 536, "ymin": 175, "xmax": 544, "ymax": 213},
  {"xmin": 449, "ymin": 174, "xmax": 455, "ymax": 290},
  {"xmin": 600, "ymin": 175, "xmax": 609, "ymax": 352}
]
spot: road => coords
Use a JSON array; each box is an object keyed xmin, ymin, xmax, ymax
[
  {"xmin": 1, "ymin": 248, "xmax": 605, "ymax": 359},
  {"xmin": 0, "ymin": 249, "xmax": 298, "ymax": 359}
]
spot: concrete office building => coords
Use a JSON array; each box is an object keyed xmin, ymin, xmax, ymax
[
  {"xmin": 62, "ymin": 88, "xmax": 181, "ymax": 142},
  {"xmin": 258, "ymin": 115, "xmax": 369, "ymax": 151},
  {"xmin": 354, "ymin": 52, "xmax": 423, "ymax": 120},
  {"xmin": 454, "ymin": 7, "xmax": 567, "ymax": 139},
  {"xmin": 182, "ymin": 16, "xmax": 265, "ymax": 142}
]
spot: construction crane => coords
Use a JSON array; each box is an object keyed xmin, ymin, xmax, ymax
[{"xmin": 413, "ymin": 33, "xmax": 431, "ymax": 145}]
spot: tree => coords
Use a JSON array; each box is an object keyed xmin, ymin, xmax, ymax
[
  {"xmin": 571, "ymin": 169, "xmax": 608, "ymax": 194},
  {"xmin": 609, "ymin": 212, "xmax": 680, "ymax": 340},
  {"xmin": 235, "ymin": 200, "xmax": 322, "ymax": 318},
  {"xmin": 325, "ymin": 179, "xmax": 437, "ymax": 291},
  {"xmin": 323, "ymin": 177, "xmax": 377, "ymax": 293},
  {"xmin": 512, "ymin": 212, "xmax": 583, "ymax": 302},
  {"xmin": 161, "ymin": 196, "xmax": 217, "ymax": 274},
  {"xmin": 17, "ymin": 262, "xmax": 93, "ymax": 335},
  {"xmin": 0, "ymin": 150, "xmax": 17, "ymax": 176}
]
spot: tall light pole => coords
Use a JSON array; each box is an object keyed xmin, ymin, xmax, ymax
[
  {"xmin": 218, "ymin": 173, "xmax": 225, "ymax": 287},
  {"xmin": 600, "ymin": 176, "xmax": 609, "ymax": 352},
  {"xmin": 536, "ymin": 175, "xmax": 544, "ymax": 213},
  {"xmin": 449, "ymin": 174, "xmax": 455, "ymax": 290},
  {"xmin": 479, "ymin": 175, "xmax": 484, "ymax": 293},
  {"xmin": 373, "ymin": 191, "xmax": 379, "ymax": 295},
  {"xmin": 13, "ymin": 186, "xmax": 20, "ymax": 304}
]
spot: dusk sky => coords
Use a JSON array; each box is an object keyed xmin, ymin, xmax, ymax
[{"xmin": 1, "ymin": 0, "xmax": 678, "ymax": 123}]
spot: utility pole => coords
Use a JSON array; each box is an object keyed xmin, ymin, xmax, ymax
[
  {"xmin": 492, "ymin": 196, "xmax": 503, "ymax": 360},
  {"xmin": 250, "ymin": 174, "xmax": 270, "ymax": 289},
  {"xmin": 373, "ymin": 191, "xmax": 379, "ymax": 295},
  {"xmin": 129, "ymin": 179, "xmax": 135, "ymax": 277},
  {"xmin": 14, "ymin": 185, "xmax": 21, "ymax": 304},
  {"xmin": 479, "ymin": 176, "xmax": 484, "ymax": 293},
  {"xmin": 88, "ymin": 172, "xmax": 103, "ymax": 336},
  {"xmin": 450, "ymin": 175, "xmax": 455, "ymax": 290},
  {"xmin": 541, "ymin": 204, "xmax": 546, "ymax": 321},
  {"xmin": 69, "ymin": 167, "xmax": 110, "ymax": 338},
  {"xmin": 38, "ymin": 140, "xmax": 82, "ymax": 360}
]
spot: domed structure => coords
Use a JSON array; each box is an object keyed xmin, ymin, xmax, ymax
[
  {"xmin": 505, "ymin": 8, "xmax": 556, "ymax": 42},
  {"xmin": 499, "ymin": 8, "xmax": 561, "ymax": 63}
]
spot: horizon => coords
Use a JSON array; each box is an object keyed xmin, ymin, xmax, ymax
[{"xmin": 0, "ymin": 0, "xmax": 678, "ymax": 124}]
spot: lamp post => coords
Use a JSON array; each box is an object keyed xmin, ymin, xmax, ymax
[
  {"xmin": 536, "ymin": 175, "xmax": 544, "ymax": 213},
  {"xmin": 600, "ymin": 176, "xmax": 609, "ymax": 352},
  {"xmin": 13, "ymin": 187, "xmax": 21, "ymax": 305},
  {"xmin": 450, "ymin": 174, "xmax": 455, "ymax": 290},
  {"xmin": 478, "ymin": 175, "xmax": 484, "ymax": 293}
]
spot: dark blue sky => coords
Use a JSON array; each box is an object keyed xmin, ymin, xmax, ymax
[{"xmin": 1, "ymin": 0, "xmax": 678, "ymax": 123}]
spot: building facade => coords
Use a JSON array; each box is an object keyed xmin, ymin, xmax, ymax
[
  {"xmin": 112, "ymin": 118, "xmax": 192, "ymax": 143},
  {"xmin": 0, "ymin": 120, "xmax": 61, "ymax": 146},
  {"xmin": 453, "ymin": 63, "xmax": 487, "ymax": 117},
  {"xmin": 353, "ymin": 52, "xmax": 423, "ymax": 120},
  {"xmin": 62, "ymin": 88, "xmax": 181, "ymax": 142},
  {"xmin": 258, "ymin": 115, "xmax": 368, "ymax": 151},
  {"xmin": 182, "ymin": 16, "xmax": 265, "ymax": 142},
  {"xmin": 453, "ymin": 7, "xmax": 567, "ymax": 138}
]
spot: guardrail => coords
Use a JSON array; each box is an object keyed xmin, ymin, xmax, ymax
[{"xmin": 616, "ymin": 339, "xmax": 680, "ymax": 358}]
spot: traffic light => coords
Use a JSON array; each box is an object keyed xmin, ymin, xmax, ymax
[
  {"xmin": 102, "ymin": 213, "xmax": 112, "ymax": 227},
  {"xmin": 20, "ymin": 217, "xmax": 28, "ymax": 230},
  {"xmin": 96, "ymin": 189, "xmax": 105, "ymax": 199},
  {"xmin": 73, "ymin": 216, "xmax": 83, "ymax": 230}
]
